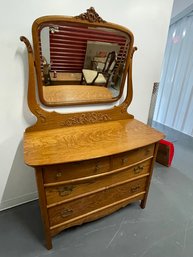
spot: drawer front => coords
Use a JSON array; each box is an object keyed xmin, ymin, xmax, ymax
[
  {"xmin": 43, "ymin": 156, "xmax": 110, "ymax": 183},
  {"xmin": 48, "ymin": 177, "xmax": 147, "ymax": 227},
  {"xmin": 45, "ymin": 159, "xmax": 151, "ymax": 206},
  {"xmin": 112, "ymin": 144, "xmax": 154, "ymax": 169}
]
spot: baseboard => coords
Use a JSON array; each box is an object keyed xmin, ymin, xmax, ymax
[{"xmin": 0, "ymin": 191, "xmax": 38, "ymax": 211}]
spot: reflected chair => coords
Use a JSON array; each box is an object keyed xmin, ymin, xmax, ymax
[
  {"xmin": 42, "ymin": 56, "xmax": 51, "ymax": 85},
  {"xmin": 82, "ymin": 51, "xmax": 117, "ymax": 87}
]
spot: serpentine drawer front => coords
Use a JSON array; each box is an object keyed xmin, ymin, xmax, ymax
[
  {"xmin": 111, "ymin": 144, "xmax": 154, "ymax": 169},
  {"xmin": 43, "ymin": 156, "xmax": 110, "ymax": 183},
  {"xmin": 34, "ymin": 142, "xmax": 159, "ymax": 247},
  {"xmin": 43, "ymin": 144, "xmax": 154, "ymax": 183},
  {"xmin": 45, "ymin": 159, "xmax": 152, "ymax": 206},
  {"xmin": 48, "ymin": 176, "xmax": 147, "ymax": 228},
  {"xmin": 27, "ymin": 121, "xmax": 164, "ymax": 250}
]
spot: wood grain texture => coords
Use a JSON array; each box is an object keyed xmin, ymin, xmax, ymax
[
  {"xmin": 50, "ymin": 193, "xmax": 144, "ymax": 237},
  {"xmin": 43, "ymin": 156, "xmax": 110, "ymax": 183},
  {"xmin": 140, "ymin": 142, "xmax": 160, "ymax": 209},
  {"xmin": 32, "ymin": 13, "xmax": 134, "ymax": 107},
  {"xmin": 48, "ymin": 177, "xmax": 147, "ymax": 227},
  {"xmin": 111, "ymin": 144, "xmax": 154, "ymax": 169},
  {"xmin": 21, "ymin": 36, "xmax": 135, "ymax": 131},
  {"xmin": 45, "ymin": 159, "xmax": 151, "ymax": 206},
  {"xmin": 21, "ymin": 9, "xmax": 165, "ymax": 250},
  {"xmin": 35, "ymin": 168, "xmax": 52, "ymax": 250},
  {"xmin": 43, "ymin": 85, "xmax": 113, "ymax": 104},
  {"xmin": 24, "ymin": 119, "xmax": 164, "ymax": 166},
  {"xmin": 49, "ymin": 72, "xmax": 81, "ymax": 83}
]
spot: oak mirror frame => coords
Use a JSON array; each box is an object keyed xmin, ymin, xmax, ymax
[{"xmin": 31, "ymin": 7, "xmax": 135, "ymax": 106}]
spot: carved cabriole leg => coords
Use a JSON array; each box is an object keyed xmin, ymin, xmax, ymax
[
  {"xmin": 35, "ymin": 167, "xmax": 52, "ymax": 250},
  {"xmin": 140, "ymin": 142, "xmax": 159, "ymax": 209}
]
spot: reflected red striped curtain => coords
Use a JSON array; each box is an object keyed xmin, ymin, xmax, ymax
[{"xmin": 49, "ymin": 24, "xmax": 129, "ymax": 73}]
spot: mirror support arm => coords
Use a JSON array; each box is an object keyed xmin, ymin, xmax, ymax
[
  {"xmin": 20, "ymin": 36, "xmax": 45, "ymax": 121},
  {"xmin": 120, "ymin": 46, "xmax": 137, "ymax": 110}
]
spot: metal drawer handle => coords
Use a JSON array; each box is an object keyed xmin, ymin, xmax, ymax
[
  {"xmin": 133, "ymin": 165, "xmax": 144, "ymax": 174},
  {"xmin": 60, "ymin": 209, "xmax": 73, "ymax": 218},
  {"xmin": 95, "ymin": 163, "xmax": 100, "ymax": 172},
  {"xmin": 58, "ymin": 185, "xmax": 74, "ymax": 196},
  {"xmin": 130, "ymin": 185, "xmax": 140, "ymax": 193},
  {"xmin": 121, "ymin": 158, "xmax": 128, "ymax": 165},
  {"xmin": 56, "ymin": 172, "xmax": 62, "ymax": 178}
]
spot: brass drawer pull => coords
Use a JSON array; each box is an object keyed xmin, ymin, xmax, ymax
[
  {"xmin": 60, "ymin": 209, "xmax": 73, "ymax": 218},
  {"xmin": 95, "ymin": 163, "xmax": 100, "ymax": 172},
  {"xmin": 133, "ymin": 165, "xmax": 144, "ymax": 174},
  {"xmin": 58, "ymin": 185, "xmax": 74, "ymax": 196},
  {"xmin": 121, "ymin": 158, "xmax": 128, "ymax": 165},
  {"xmin": 56, "ymin": 172, "xmax": 62, "ymax": 178},
  {"xmin": 130, "ymin": 185, "xmax": 140, "ymax": 193}
]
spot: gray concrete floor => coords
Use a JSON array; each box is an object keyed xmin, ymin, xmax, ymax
[{"xmin": 1, "ymin": 122, "xmax": 193, "ymax": 257}]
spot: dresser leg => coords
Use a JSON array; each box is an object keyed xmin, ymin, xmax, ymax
[
  {"xmin": 140, "ymin": 199, "xmax": 146, "ymax": 209},
  {"xmin": 140, "ymin": 143, "xmax": 160, "ymax": 210},
  {"xmin": 45, "ymin": 235, "xmax": 52, "ymax": 250},
  {"xmin": 35, "ymin": 167, "xmax": 53, "ymax": 250}
]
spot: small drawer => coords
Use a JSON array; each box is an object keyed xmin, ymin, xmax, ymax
[
  {"xmin": 48, "ymin": 177, "xmax": 147, "ymax": 227},
  {"xmin": 112, "ymin": 144, "xmax": 154, "ymax": 169},
  {"xmin": 45, "ymin": 159, "xmax": 151, "ymax": 206},
  {"xmin": 43, "ymin": 156, "xmax": 110, "ymax": 184}
]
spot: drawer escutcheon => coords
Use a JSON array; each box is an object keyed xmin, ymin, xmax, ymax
[
  {"xmin": 121, "ymin": 158, "xmax": 128, "ymax": 165},
  {"xmin": 130, "ymin": 185, "xmax": 141, "ymax": 193},
  {"xmin": 60, "ymin": 209, "xmax": 73, "ymax": 218},
  {"xmin": 58, "ymin": 185, "xmax": 74, "ymax": 196},
  {"xmin": 56, "ymin": 172, "xmax": 62, "ymax": 178},
  {"xmin": 133, "ymin": 165, "xmax": 144, "ymax": 174}
]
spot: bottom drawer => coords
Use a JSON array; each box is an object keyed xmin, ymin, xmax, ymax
[{"xmin": 48, "ymin": 177, "xmax": 147, "ymax": 227}]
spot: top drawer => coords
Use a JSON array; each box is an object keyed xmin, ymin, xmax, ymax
[
  {"xmin": 111, "ymin": 144, "xmax": 154, "ymax": 169},
  {"xmin": 43, "ymin": 156, "xmax": 110, "ymax": 184},
  {"xmin": 43, "ymin": 144, "xmax": 155, "ymax": 184}
]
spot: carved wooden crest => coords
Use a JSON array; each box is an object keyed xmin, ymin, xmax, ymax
[{"xmin": 75, "ymin": 7, "xmax": 106, "ymax": 23}]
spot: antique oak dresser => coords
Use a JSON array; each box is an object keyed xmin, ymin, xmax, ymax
[{"xmin": 21, "ymin": 7, "xmax": 164, "ymax": 249}]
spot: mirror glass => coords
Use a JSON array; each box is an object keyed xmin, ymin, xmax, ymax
[{"xmin": 36, "ymin": 21, "xmax": 131, "ymax": 105}]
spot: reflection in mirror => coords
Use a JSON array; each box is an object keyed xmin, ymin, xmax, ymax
[{"xmin": 38, "ymin": 22, "xmax": 130, "ymax": 105}]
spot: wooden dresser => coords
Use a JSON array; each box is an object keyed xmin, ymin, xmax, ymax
[
  {"xmin": 24, "ymin": 119, "xmax": 163, "ymax": 249},
  {"xmin": 21, "ymin": 7, "xmax": 164, "ymax": 249}
]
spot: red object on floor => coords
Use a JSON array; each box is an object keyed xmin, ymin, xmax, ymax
[{"xmin": 156, "ymin": 139, "xmax": 174, "ymax": 167}]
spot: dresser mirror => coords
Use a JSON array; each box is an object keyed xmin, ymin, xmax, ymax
[{"xmin": 31, "ymin": 8, "xmax": 133, "ymax": 106}]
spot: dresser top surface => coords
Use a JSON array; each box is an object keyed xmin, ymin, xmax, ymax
[{"xmin": 24, "ymin": 119, "xmax": 164, "ymax": 166}]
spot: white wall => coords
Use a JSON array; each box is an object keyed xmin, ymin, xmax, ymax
[{"xmin": 0, "ymin": 0, "xmax": 173, "ymax": 210}]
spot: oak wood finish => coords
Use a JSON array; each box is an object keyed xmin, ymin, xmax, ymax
[
  {"xmin": 45, "ymin": 160, "xmax": 151, "ymax": 206},
  {"xmin": 21, "ymin": 7, "xmax": 164, "ymax": 250},
  {"xmin": 49, "ymin": 72, "xmax": 82, "ymax": 84},
  {"xmin": 24, "ymin": 119, "xmax": 163, "ymax": 166},
  {"xmin": 43, "ymin": 85, "xmax": 113, "ymax": 105},
  {"xmin": 32, "ymin": 10, "xmax": 133, "ymax": 106}
]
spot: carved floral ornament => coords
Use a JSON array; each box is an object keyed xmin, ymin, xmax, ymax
[
  {"xmin": 75, "ymin": 7, "xmax": 106, "ymax": 23},
  {"xmin": 61, "ymin": 112, "xmax": 111, "ymax": 126}
]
